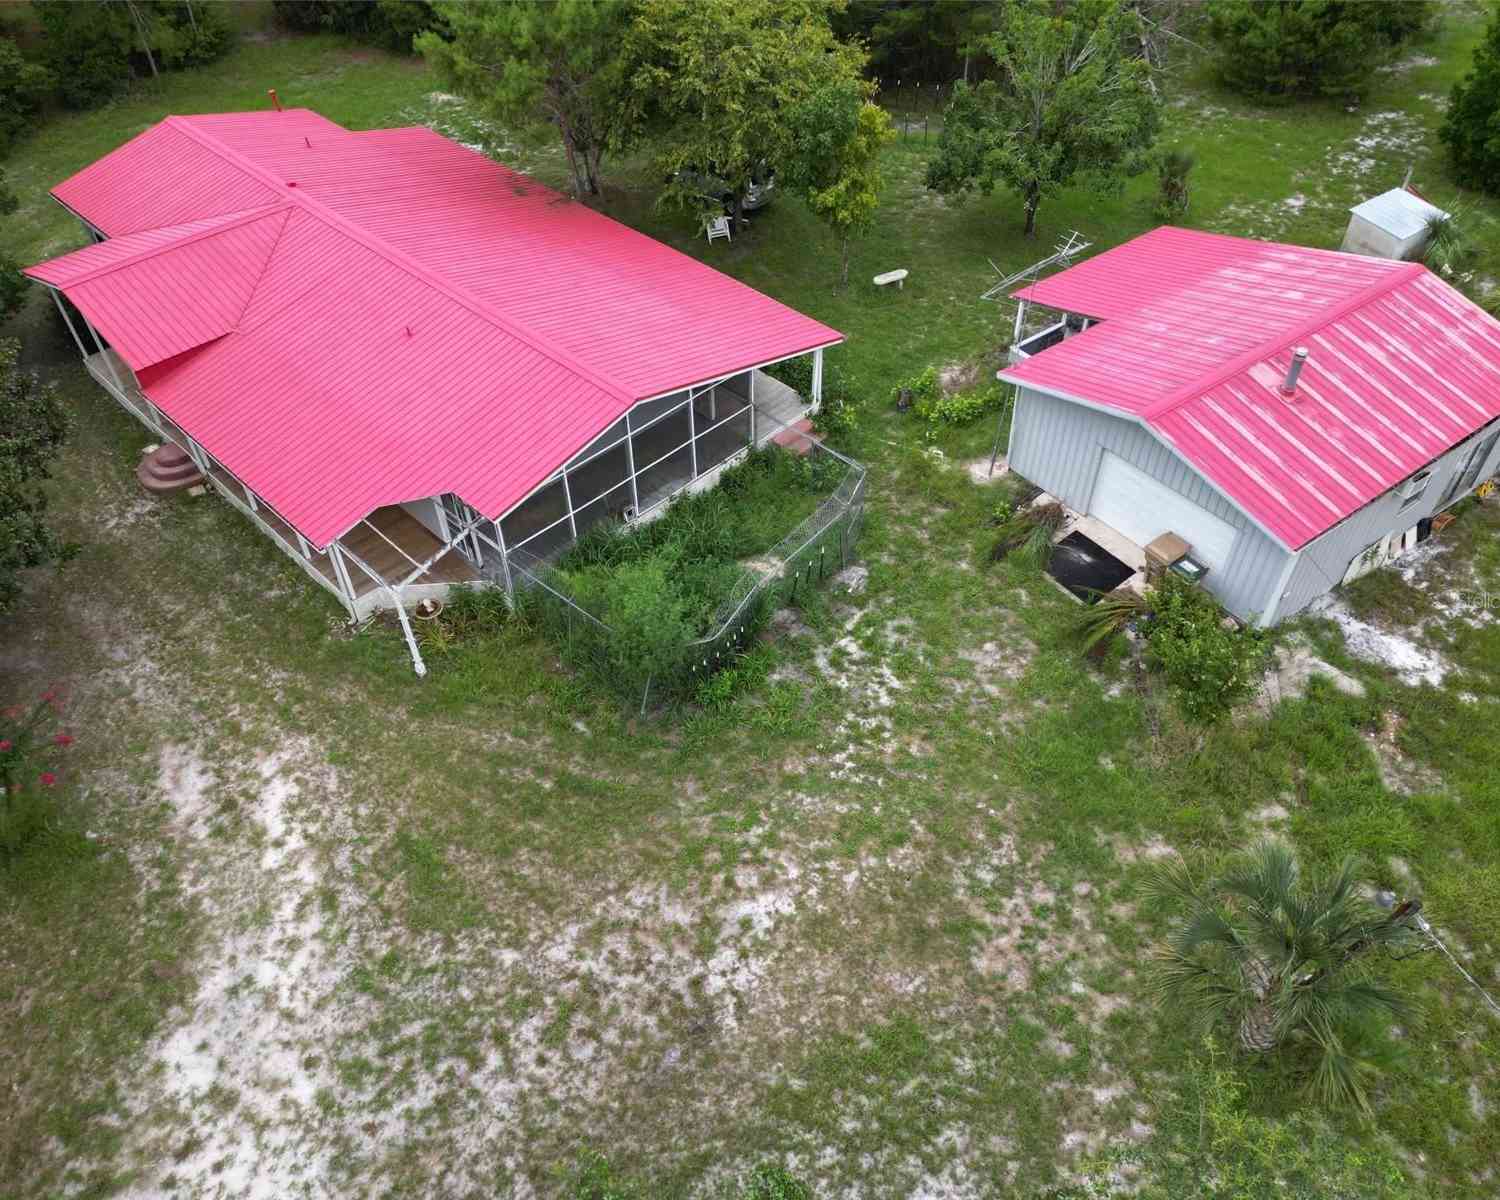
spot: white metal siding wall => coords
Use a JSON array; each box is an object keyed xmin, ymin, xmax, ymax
[
  {"xmin": 1009, "ymin": 388, "xmax": 1293, "ymax": 621},
  {"xmin": 1276, "ymin": 417, "xmax": 1500, "ymax": 619}
]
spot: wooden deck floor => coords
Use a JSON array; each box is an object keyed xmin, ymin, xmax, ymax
[{"xmin": 339, "ymin": 508, "xmax": 481, "ymax": 595}]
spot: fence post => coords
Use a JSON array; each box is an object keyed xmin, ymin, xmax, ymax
[{"xmin": 640, "ymin": 674, "xmax": 652, "ymax": 717}]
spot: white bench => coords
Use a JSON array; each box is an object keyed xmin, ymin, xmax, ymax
[{"xmin": 873, "ymin": 268, "xmax": 909, "ymax": 289}]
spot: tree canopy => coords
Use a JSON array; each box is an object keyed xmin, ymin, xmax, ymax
[
  {"xmin": 1204, "ymin": 0, "xmax": 1436, "ymax": 100},
  {"xmin": 925, "ymin": 0, "xmax": 1160, "ymax": 236},
  {"xmin": 0, "ymin": 339, "xmax": 72, "ymax": 610},
  {"xmin": 418, "ymin": 0, "xmax": 635, "ymax": 198},
  {"xmin": 625, "ymin": 0, "xmax": 867, "ymax": 230},
  {"xmin": 1441, "ymin": 0, "xmax": 1500, "ymax": 195},
  {"xmin": 782, "ymin": 80, "xmax": 895, "ymax": 285},
  {"xmin": 0, "ymin": 169, "xmax": 27, "ymax": 322}
]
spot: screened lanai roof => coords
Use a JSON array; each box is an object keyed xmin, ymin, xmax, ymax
[{"xmin": 29, "ymin": 109, "xmax": 843, "ymax": 549}]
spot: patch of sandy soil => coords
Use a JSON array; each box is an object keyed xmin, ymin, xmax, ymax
[
  {"xmin": 1311, "ymin": 594, "xmax": 1450, "ymax": 687},
  {"xmin": 966, "ymin": 456, "xmax": 1009, "ymax": 486},
  {"xmin": 1251, "ymin": 634, "xmax": 1366, "ymax": 715}
]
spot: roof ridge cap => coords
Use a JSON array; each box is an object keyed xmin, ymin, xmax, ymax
[
  {"xmin": 165, "ymin": 115, "xmax": 638, "ymax": 404},
  {"xmin": 35, "ymin": 203, "xmax": 289, "ymax": 286},
  {"xmin": 1139, "ymin": 257, "xmax": 1425, "ymax": 422}
]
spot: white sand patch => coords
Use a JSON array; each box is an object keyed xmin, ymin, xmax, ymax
[
  {"xmin": 1252, "ymin": 635, "xmax": 1366, "ymax": 713},
  {"xmin": 126, "ymin": 745, "xmax": 344, "ymax": 1200},
  {"xmin": 1312, "ymin": 596, "xmax": 1448, "ymax": 686}
]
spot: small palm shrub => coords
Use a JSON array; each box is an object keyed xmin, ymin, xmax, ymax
[
  {"xmin": 1075, "ymin": 586, "xmax": 1149, "ymax": 654},
  {"xmin": 1153, "ymin": 146, "xmax": 1195, "ymax": 220},
  {"xmin": 1145, "ymin": 841, "xmax": 1424, "ymax": 1113},
  {"xmin": 990, "ymin": 501, "xmax": 1064, "ymax": 565}
]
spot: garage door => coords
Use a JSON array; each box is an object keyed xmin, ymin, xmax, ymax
[{"xmin": 1088, "ymin": 451, "xmax": 1238, "ymax": 572}]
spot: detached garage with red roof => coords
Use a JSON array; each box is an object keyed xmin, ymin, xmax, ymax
[
  {"xmin": 998, "ymin": 227, "xmax": 1500, "ymax": 625},
  {"xmin": 26, "ymin": 109, "xmax": 842, "ymax": 670}
]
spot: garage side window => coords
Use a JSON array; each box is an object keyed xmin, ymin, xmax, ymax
[{"xmin": 1397, "ymin": 469, "xmax": 1431, "ymax": 511}]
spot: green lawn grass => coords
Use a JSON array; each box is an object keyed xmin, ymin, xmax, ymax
[{"xmin": 2, "ymin": 9, "xmax": 1499, "ymax": 1199}]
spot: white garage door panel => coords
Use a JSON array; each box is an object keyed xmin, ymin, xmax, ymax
[{"xmin": 1088, "ymin": 451, "xmax": 1237, "ymax": 572}]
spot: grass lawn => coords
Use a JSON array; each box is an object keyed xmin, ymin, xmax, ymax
[{"xmin": 2, "ymin": 9, "xmax": 1499, "ymax": 1199}]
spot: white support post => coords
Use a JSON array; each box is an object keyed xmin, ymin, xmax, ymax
[
  {"xmin": 561, "ymin": 469, "xmax": 578, "ymax": 539},
  {"xmin": 244, "ymin": 488, "xmax": 258, "ymax": 513},
  {"xmin": 295, "ymin": 533, "xmax": 310, "ymax": 559},
  {"xmin": 624, "ymin": 412, "xmax": 640, "ymax": 516},
  {"xmin": 749, "ymin": 371, "xmax": 757, "ymax": 447},
  {"xmin": 812, "ymin": 348, "xmax": 824, "ymax": 409},
  {"xmin": 688, "ymin": 391, "xmax": 699, "ymax": 477},
  {"xmin": 390, "ymin": 590, "xmax": 427, "ymax": 677},
  {"xmin": 82, "ymin": 316, "xmax": 128, "ymax": 396},
  {"xmin": 1013, "ymin": 299, "xmax": 1028, "ymax": 346},
  {"xmin": 182, "ymin": 435, "xmax": 211, "ymax": 474},
  {"xmin": 493, "ymin": 520, "xmax": 515, "ymax": 603},
  {"xmin": 327, "ymin": 542, "xmax": 359, "ymax": 617},
  {"xmin": 49, "ymin": 289, "xmax": 89, "ymax": 360}
]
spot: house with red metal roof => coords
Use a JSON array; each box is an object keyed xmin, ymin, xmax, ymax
[
  {"xmin": 998, "ymin": 226, "xmax": 1500, "ymax": 624},
  {"xmin": 26, "ymin": 109, "xmax": 842, "ymax": 671}
]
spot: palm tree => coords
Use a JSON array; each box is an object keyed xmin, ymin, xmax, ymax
[{"xmin": 1144, "ymin": 840, "xmax": 1423, "ymax": 1113}]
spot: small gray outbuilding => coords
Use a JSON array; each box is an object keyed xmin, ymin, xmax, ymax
[{"xmin": 998, "ymin": 228, "xmax": 1500, "ymax": 625}]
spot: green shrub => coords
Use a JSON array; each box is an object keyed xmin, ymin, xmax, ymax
[
  {"xmin": 1205, "ymin": 0, "xmax": 1436, "ymax": 101},
  {"xmin": 154, "ymin": 2, "xmax": 234, "ymax": 70},
  {"xmin": 1, "ymin": 691, "xmax": 75, "ymax": 858},
  {"xmin": 273, "ymin": 1, "xmax": 445, "ymax": 53},
  {"xmin": 1, "ymin": 338, "xmax": 73, "ymax": 609},
  {"xmin": 1, "ymin": 169, "xmax": 27, "ymax": 321},
  {"xmin": 0, "ymin": 37, "xmax": 52, "ymax": 155},
  {"xmin": 1143, "ymin": 573, "xmax": 1268, "ymax": 722},
  {"xmin": 1063, "ymin": 1037, "xmax": 1421, "ymax": 1198},
  {"xmin": 31, "ymin": 0, "xmax": 132, "ymax": 110},
  {"xmin": 1441, "ymin": 1, "xmax": 1500, "ymax": 195},
  {"xmin": 741, "ymin": 1164, "xmax": 812, "ymax": 1200},
  {"xmin": 889, "ymin": 364, "xmax": 940, "ymax": 413}
]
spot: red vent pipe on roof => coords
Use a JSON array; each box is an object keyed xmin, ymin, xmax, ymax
[{"xmin": 268, "ymin": 88, "xmax": 282, "ymax": 112}]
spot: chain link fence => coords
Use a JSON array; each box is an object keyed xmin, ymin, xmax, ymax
[{"xmin": 509, "ymin": 433, "xmax": 865, "ymax": 711}]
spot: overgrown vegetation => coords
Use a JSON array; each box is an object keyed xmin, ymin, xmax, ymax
[
  {"xmin": 528, "ymin": 445, "xmax": 848, "ymax": 704},
  {"xmin": 1065, "ymin": 1037, "xmax": 1423, "ymax": 1198},
  {"xmin": 1143, "ymin": 572, "xmax": 1268, "ymax": 722},
  {"xmin": 274, "ymin": 0, "xmax": 441, "ymax": 53},
  {"xmin": 1205, "ymin": 0, "xmax": 1436, "ymax": 100},
  {"xmin": 0, "ymin": 691, "xmax": 73, "ymax": 855},
  {"xmin": 0, "ymin": 169, "xmax": 26, "ymax": 321},
  {"xmin": 0, "ymin": 338, "xmax": 72, "ymax": 609},
  {"xmin": 1441, "ymin": 0, "xmax": 1500, "ymax": 195},
  {"xmin": 29, "ymin": 0, "xmax": 233, "ymax": 111},
  {"xmin": 926, "ymin": 0, "xmax": 1160, "ymax": 235}
]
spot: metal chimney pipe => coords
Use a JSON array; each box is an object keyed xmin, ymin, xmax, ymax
[{"xmin": 1281, "ymin": 346, "xmax": 1309, "ymax": 395}]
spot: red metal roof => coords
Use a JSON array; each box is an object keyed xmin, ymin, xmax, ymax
[
  {"xmin": 30, "ymin": 110, "xmax": 842, "ymax": 549},
  {"xmin": 1001, "ymin": 228, "xmax": 1500, "ymax": 549}
]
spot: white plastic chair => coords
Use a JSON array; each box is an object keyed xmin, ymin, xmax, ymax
[{"xmin": 705, "ymin": 216, "xmax": 732, "ymax": 244}]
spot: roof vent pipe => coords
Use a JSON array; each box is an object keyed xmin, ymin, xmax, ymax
[
  {"xmin": 268, "ymin": 88, "xmax": 282, "ymax": 112},
  {"xmin": 1281, "ymin": 346, "xmax": 1309, "ymax": 396}
]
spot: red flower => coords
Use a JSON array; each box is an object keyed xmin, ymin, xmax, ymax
[
  {"xmin": 0, "ymin": 740, "xmax": 11, "ymax": 752},
  {"xmin": 38, "ymin": 772, "xmax": 57, "ymax": 787},
  {"xmin": 53, "ymin": 733, "xmax": 74, "ymax": 747}
]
